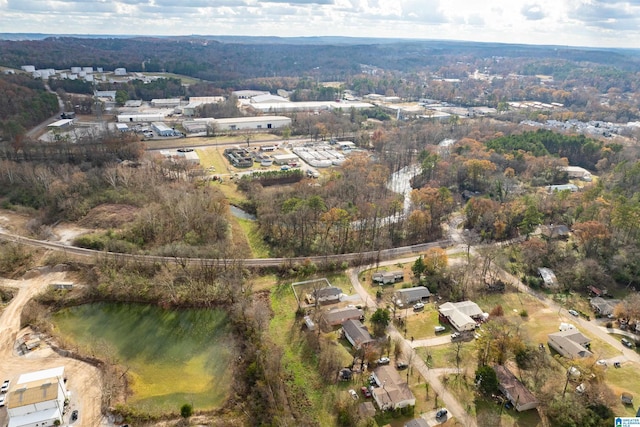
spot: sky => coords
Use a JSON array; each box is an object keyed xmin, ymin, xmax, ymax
[{"xmin": 1, "ymin": 0, "xmax": 639, "ymax": 48}]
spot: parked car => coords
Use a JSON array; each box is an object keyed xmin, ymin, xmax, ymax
[
  {"xmin": 368, "ymin": 374, "xmax": 377, "ymax": 385},
  {"xmin": 451, "ymin": 332, "xmax": 461, "ymax": 340},
  {"xmin": 71, "ymin": 410, "xmax": 79, "ymax": 422},
  {"xmin": 0, "ymin": 394, "xmax": 5, "ymax": 407},
  {"xmin": 568, "ymin": 309, "xmax": 579, "ymax": 316},
  {"xmin": 596, "ymin": 359, "xmax": 607, "ymax": 366},
  {"xmin": 376, "ymin": 357, "xmax": 390, "ymax": 365},
  {"xmin": 614, "ymin": 361, "xmax": 622, "ymax": 368},
  {"xmin": 436, "ymin": 408, "xmax": 448, "ymax": 418},
  {"xmin": 177, "ymin": 148, "xmax": 194, "ymax": 153},
  {"xmin": 280, "ymin": 165, "xmax": 290, "ymax": 171},
  {"xmin": 348, "ymin": 389, "xmax": 358, "ymax": 400},
  {"xmin": 360, "ymin": 386, "xmax": 371, "ymax": 398},
  {"xmin": 435, "ymin": 325, "xmax": 446, "ymax": 333},
  {"xmin": 1, "ymin": 380, "xmax": 9, "ymax": 393},
  {"xmin": 413, "ymin": 302, "xmax": 425, "ymax": 311},
  {"xmin": 621, "ymin": 338, "xmax": 634, "ymax": 348},
  {"xmin": 396, "ymin": 361, "xmax": 408, "ymax": 370}
]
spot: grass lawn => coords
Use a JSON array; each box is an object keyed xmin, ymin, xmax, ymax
[
  {"xmin": 269, "ymin": 281, "xmax": 354, "ymax": 426},
  {"xmin": 404, "ymin": 306, "xmax": 450, "ymax": 339},
  {"xmin": 602, "ymin": 360, "xmax": 640, "ymax": 417},
  {"xmin": 444, "ymin": 374, "xmax": 543, "ymax": 427},
  {"xmin": 235, "ymin": 217, "xmax": 270, "ymax": 258},
  {"xmin": 415, "ymin": 342, "xmax": 476, "ymax": 370}
]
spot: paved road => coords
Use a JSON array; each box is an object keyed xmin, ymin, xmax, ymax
[
  {"xmin": 25, "ymin": 84, "xmax": 64, "ymax": 140},
  {"xmin": 348, "ymin": 264, "xmax": 477, "ymax": 426}
]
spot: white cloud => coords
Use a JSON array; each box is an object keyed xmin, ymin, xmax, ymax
[{"xmin": 0, "ymin": 0, "xmax": 639, "ymax": 47}]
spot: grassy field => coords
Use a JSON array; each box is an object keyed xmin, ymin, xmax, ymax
[
  {"xmin": 404, "ymin": 306, "xmax": 451, "ymax": 340},
  {"xmin": 53, "ymin": 303, "xmax": 233, "ymax": 415}
]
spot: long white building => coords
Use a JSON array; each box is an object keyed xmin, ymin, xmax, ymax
[{"xmin": 7, "ymin": 367, "xmax": 67, "ymax": 427}]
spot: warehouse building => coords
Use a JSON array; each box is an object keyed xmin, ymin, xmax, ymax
[
  {"xmin": 211, "ymin": 116, "xmax": 291, "ymax": 131},
  {"xmin": 117, "ymin": 113, "xmax": 168, "ymax": 123},
  {"xmin": 6, "ymin": 366, "xmax": 68, "ymax": 427},
  {"xmin": 151, "ymin": 122, "xmax": 176, "ymax": 137},
  {"xmin": 151, "ymin": 98, "xmax": 182, "ymax": 108}
]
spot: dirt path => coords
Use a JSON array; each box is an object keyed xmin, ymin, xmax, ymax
[{"xmin": 0, "ymin": 272, "xmax": 105, "ymax": 426}]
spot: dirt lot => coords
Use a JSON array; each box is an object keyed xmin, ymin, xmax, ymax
[{"xmin": 0, "ymin": 271, "xmax": 106, "ymax": 426}]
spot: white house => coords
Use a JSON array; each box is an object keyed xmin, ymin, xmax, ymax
[
  {"xmin": 438, "ymin": 301, "xmax": 484, "ymax": 332},
  {"xmin": 7, "ymin": 366, "xmax": 67, "ymax": 427}
]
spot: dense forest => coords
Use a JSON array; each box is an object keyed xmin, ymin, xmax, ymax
[{"xmin": 0, "ymin": 74, "xmax": 58, "ymax": 141}]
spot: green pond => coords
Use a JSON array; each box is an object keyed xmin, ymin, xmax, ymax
[{"xmin": 53, "ymin": 303, "xmax": 233, "ymax": 414}]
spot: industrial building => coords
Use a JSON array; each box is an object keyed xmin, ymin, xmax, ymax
[
  {"xmin": 114, "ymin": 67, "xmax": 127, "ymax": 76},
  {"xmin": 47, "ymin": 119, "xmax": 74, "ymax": 129},
  {"xmin": 151, "ymin": 122, "xmax": 176, "ymax": 137},
  {"xmin": 211, "ymin": 116, "xmax": 292, "ymax": 131},
  {"xmin": 117, "ymin": 113, "xmax": 168, "ymax": 123},
  {"xmin": 232, "ymin": 90, "xmax": 269, "ymax": 99},
  {"xmin": 151, "ymin": 98, "xmax": 182, "ymax": 108},
  {"xmin": 242, "ymin": 100, "xmax": 373, "ymax": 113},
  {"xmin": 272, "ymin": 153, "xmax": 300, "ymax": 165},
  {"xmin": 6, "ymin": 366, "xmax": 68, "ymax": 427}
]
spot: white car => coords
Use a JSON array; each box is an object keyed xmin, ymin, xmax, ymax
[
  {"xmin": 1, "ymin": 380, "xmax": 9, "ymax": 393},
  {"xmin": 413, "ymin": 302, "xmax": 425, "ymax": 311},
  {"xmin": 0, "ymin": 394, "xmax": 5, "ymax": 407},
  {"xmin": 376, "ymin": 357, "xmax": 390, "ymax": 365},
  {"xmin": 434, "ymin": 326, "xmax": 446, "ymax": 333},
  {"xmin": 348, "ymin": 389, "xmax": 358, "ymax": 400},
  {"xmin": 596, "ymin": 359, "xmax": 607, "ymax": 366},
  {"xmin": 568, "ymin": 309, "xmax": 579, "ymax": 317}
]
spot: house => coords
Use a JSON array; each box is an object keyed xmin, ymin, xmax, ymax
[
  {"xmin": 6, "ymin": 366, "xmax": 67, "ymax": 427},
  {"xmin": 372, "ymin": 270, "xmax": 404, "ymax": 285},
  {"xmin": 548, "ymin": 329, "xmax": 592, "ymax": 359},
  {"xmin": 538, "ymin": 268, "xmax": 559, "ymax": 288},
  {"xmin": 305, "ymin": 286, "xmax": 342, "ymax": 305},
  {"xmin": 590, "ymin": 297, "xmax": 620, "ymax": 317},
  {"xmin": 342, "ymin": 319, "xmax": 374, "ymax": 350},
  {"xmin": 393, "ymin": 286, "xmax": 431, "ymax": 307},
  {"xmin": 494, "ymin": 365, "xmax": 538, "ymax": 412},
  {"xmin": 371, "ymin": 365, "xmax": 416, "ymax": 410},
  {"xmin": 321, "ymin": 307, "xmax": 364, "ymax": 327},
  {"xmin": 438, "ymin": 301, "xmax": 484, "ymax": 332}
]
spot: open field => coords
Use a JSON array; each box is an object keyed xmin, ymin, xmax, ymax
[{"xmin": 53, "ymin": 303, "xmax": 233, "ymax": 415}]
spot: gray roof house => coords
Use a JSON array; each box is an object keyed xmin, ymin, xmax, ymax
[
  {"xmin": 321, "ymin": 307, "xmax": 364, "ymax": 327},
  {"xmin": 590, "ymin": 297, "xmax": 621, "ymax": 317},
  {"xmin": 548, "ymin": 329, "xmax": 592, "ymax": 359},
  {"xmin": 342, "ymin": 319, "xmax": 374, "ymax": 350},
  {"xmin": 305, "ymin": 286, "xmax": 342, "ymax": 305},
  {"xmin": 371, "ymin": 365, "xmax": 416, "ymax": 410},
  {"xmin": 494, "ymin": 365, "xmax": 539, "ymax": 412},
  {"xmin": 372, "ymin": 270, "xmax": 404, "ymax": 285},
  {"xmin": 393, "ymin": 286, "xmax": 431, "ymax": 307}
]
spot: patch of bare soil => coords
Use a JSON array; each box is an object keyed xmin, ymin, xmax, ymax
[
  {"xmin": 78, "ymin": 203, "xmax": 139, "ymax": 228},
  {"xmin": 0, "ymin": 209, "xmax": 32, "ymax": 235}
]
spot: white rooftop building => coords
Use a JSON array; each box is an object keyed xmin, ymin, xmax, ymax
[{"xmin": 7, "ymin": 367, "xmax": 67, "ymax": 427}]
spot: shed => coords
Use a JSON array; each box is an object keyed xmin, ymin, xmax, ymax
[
  {"xmin": 538, "ymin": 268, "xmax": 559, "ymax": 288},
  {"xmin": 47, "ymin": 119, "xmax": 73, "ymax": 129}
]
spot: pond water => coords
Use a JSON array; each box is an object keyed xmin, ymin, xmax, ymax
[
  {"xmin": 53, "ymin": 303, "xmax": 233, "ymax": 414},
  {"xmin": 230, "ymin": 205, "xmax": 257, "ymax": 221}
]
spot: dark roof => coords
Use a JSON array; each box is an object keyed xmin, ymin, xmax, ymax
[
  {"xmin": 322, "ymin": 307, "xmax": 363, "ymax": 326},
  {"xmin": 394, "ymin": 286, "xmax": 431, "ymax": 303},
  {"xmin": 314, "ymin": 287, "xmax": 342, "ymax": 298},
  {"xmin": 342, "ymin": 319, "xmax": 374, "ymax": 347},
  {"xmin": 590, "ymin": 297, "xmax": 620, "ymax": 316},
  {"xmin": 494, "ymin": 365, "xmax": 538, "ymax": 410}
]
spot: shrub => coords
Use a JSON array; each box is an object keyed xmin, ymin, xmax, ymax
[
  {"xmin": 520, "ymin": 309, "xmax": 528, "ymax": 318},
  {"xmin": 180, "ymin": 403, "xmax": 193, "ymax": 418}
]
